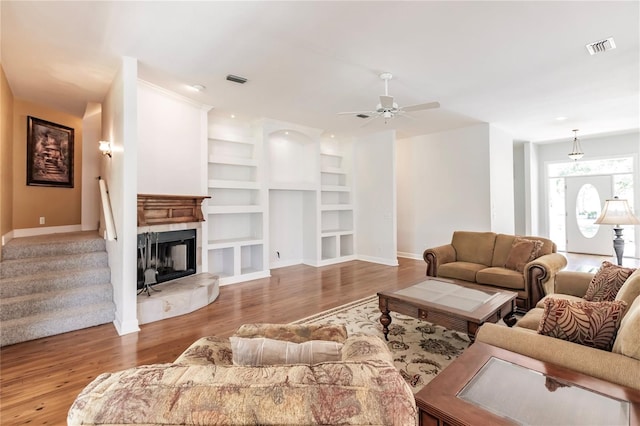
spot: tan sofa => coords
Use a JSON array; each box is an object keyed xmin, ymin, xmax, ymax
[
  {"xmin": 423, "ymin": 231, "xmax": 567, "ymax": 312},
  {"xmin": 476, "ymin": 269, "xmax": 640, "ymax": 390},
  {"xmin": 68, "ymin": 324, "xmax": 417, "ymax": 425}
]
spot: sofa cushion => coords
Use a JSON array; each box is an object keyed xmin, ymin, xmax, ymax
[
  {"xmin": 451, "ymin": 231, "xmax": 496, "ymax": 265},
  {"xmin": 230, "ymin": 337, "xmax": 343, "ymax": 366},
  {"xmin": 615, "ymin": 268, "xmax": 640, "ymax": 311},
  {"xmin": 537, "ymin": 298, "xmax": 627, "ymax": 351},
  {"xmin": 535, "ymin": 293, "xmax": 585, "ymax": 309},
  {"xmin": 584, "ymin": 261, "xmax": 636, "ymax": 302},
  {"xmin": 612, "ymin": 296, "xmax": 640, "ymax": 360},
  {"xmin": 438, "ymin": 261, "xmax": 487, "ymax": 282},
  {"xmin": 504, "ymin": 237, "xmax": 543, "ymax": 272},
  {"xmin": 514, "ymin": 307, "xmax": 544, "ymax": 330},
  {"xmin": 476, "ymin": 267, "xmax": 525, "ymax": 290}
]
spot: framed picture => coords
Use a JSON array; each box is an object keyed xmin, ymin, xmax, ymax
[{"xmin": 26, "ymin": 116, "xmax": 74, "ymax": 188}]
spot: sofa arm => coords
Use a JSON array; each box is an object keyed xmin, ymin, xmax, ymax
[
  {"xmin": 174, "ymin": 336, "xmax": 233, "ymax": 365},
  {"xmin": 554, "ymin": 271, "xmax": 594, "ymax": 297},
  {"xmin": 525, "ymin": 252, "xmax": 568, "ymax": 309},
  {"xmin": 234, "ymin": 323, "xmax": 348, "ymax": 343},
  {"xmin": 341, "ymin": 334, "xmax": 394, "ymax": 364},
  {"xmin": 423, "ymin": 244, "xmax": 456, "ymax": 276},
  {"xmin": 476, "ymin": 323, "xmax": 640, "ymax": 390}
]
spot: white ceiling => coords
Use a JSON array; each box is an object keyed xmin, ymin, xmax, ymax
[{"xmin": 2, "ymin": 1, "xmax": 638, "ymax": 142}]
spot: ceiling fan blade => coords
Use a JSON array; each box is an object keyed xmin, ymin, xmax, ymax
[
  {"xmin": 360, "ymin": 114, "xmax": 380, "ymax": 127},
  {"xmin": 337, "ymin": 110, "xmax": 375, "ymax": 115},
  {"xmin": 400, "ymin": 101, "xmax": 440, "ymax": 113},
  {"xmin": 380, "ymin": 95, "xmax": 394, "ymax": 109}
]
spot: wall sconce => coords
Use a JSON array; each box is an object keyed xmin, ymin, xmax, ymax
[
  {"xmin": 99, "ymin": 140, "xmax": 112, "ymax": 158},
  {"xmin": 594, "ymin": 196, "xmax": 640, "ymax": 265}
]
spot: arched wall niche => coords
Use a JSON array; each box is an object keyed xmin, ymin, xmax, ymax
[{"xmin": 267, "ymin": 129, "xmax": 318, "ymax": 186}]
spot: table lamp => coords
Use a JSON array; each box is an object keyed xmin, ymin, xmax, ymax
[{"xmin": 594, "ymin": 196, "xmax": 640, "ymax": 266}]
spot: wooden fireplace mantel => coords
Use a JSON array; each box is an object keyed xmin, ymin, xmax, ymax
[{"xmin": 137, "ymin": 194, "xmax": 210, "ymax": 226}]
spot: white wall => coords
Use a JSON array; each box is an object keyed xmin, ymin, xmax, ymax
[
  {"xmin": 513, "ymin": 142, "xmax": 526, "ymax": 235},
  {"xmin": 489, "ymin": 125, "xmax": 515, "ymax": 234},
  {"xmin": 81, "ymin": 102, "xmax": 102, "ymax": 231},
  {"xmin": 137, "ymin": 81, "xmax": 206, "ymax": 195},
  {"xmin": 396, "ymin": 124, "xmax": 493, "ymax": 258},
  {"xmin": 354, "ymin": 130, "xmax": 398, "ymax": 266},
  {"xmin": 102, "ymin": 57, "xmax": 140, "ymax": 335}
]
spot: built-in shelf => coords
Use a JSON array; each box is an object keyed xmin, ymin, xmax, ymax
[
  {"xmin": 208, "ymin": 205, "xmax": 262, "ymax": 214},
  {"xmin": 208, "ymin": 180, "xmax": 260, "ymax": 190},
  {"xmin": 208, "ymin": 155, "xmax": 258, "ymax": 167}
]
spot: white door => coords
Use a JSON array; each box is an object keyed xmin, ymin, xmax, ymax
[{"xmin": 565, "ymin": 175, "xmax": 613, "ymax": 255}]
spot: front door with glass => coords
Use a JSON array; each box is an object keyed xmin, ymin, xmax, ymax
[{"xmin": 565, "ymin": 175, "xmax": 613, "ymax": 255}]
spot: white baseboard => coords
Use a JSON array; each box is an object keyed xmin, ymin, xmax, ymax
[
  {"xmin": 356, "ymin": 254, "xmax": 399, "ymax": 267},
  {"xmin": 13, "ymin": 224, "xmax": 82, "ymax": 238},
  {"xmin": 397, "ymin": 251, "xmax": 423, "ymax": 260},
  {"xmin": 113, "ymin": 317, "xmax": 140, "ymax": 336},
  {"xmin": 2, "ymin": 230, "xmax": 14, "ymax": 246},
  {"xmin": 270, "ymin": 259, "xmax": 303, "ymax": 269}
]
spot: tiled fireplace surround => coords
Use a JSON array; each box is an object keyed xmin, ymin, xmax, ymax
[{"xmin": 136, "ymin": 194, "xmax": 219, "ymax": 324}]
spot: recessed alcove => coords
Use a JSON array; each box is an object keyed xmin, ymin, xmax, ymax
[{"xmin": 267, "ymin": 129, "xmax": 318, "ymax": 188}]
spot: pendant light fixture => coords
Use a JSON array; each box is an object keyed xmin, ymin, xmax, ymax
[{"xmin": 568, "ymin": 129, "xmax": 584, "ymax": 161}]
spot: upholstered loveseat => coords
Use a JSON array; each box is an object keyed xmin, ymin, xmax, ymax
[
  {"xmin": 423, "ymin": 231, "xmax": 567, "ymax": 312},
  {"xmin": 68, "ymin": 324, "xmax": 417, "ymax": 425},
  {"xmin": 477, "ymin": 266, "xmax": 640, "ymax": 390}
]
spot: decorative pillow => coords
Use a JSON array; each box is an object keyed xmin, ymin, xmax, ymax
[
  {"xmin": 612, "ymin": 296, "xmax": 640, "ymax": 360},
  {"xmin": 584, "ymin": 261, "xmax": 636, "ymax": 302},
  {"xmin": 229, "ymin": 336, "xmax": 343, "ymax": 366},
  {"xmin": 537, "ymin": 298, "xmax": 627, "ymax": 351},
  {"xmin": 504, "ymin": 237, "xmax": 544, "ymax": 272}
]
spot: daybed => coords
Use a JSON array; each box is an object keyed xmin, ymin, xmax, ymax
[
  {"xmin": 477, "ymin": 265, "xmax": 640, "ymax": 390},
  {"xmin": 423, "ymin": 231, "xmax": 567, "ymax": 312},
  {"xmin": 68, "ymin": 323, "xmax": 417, "ymax": 425}
]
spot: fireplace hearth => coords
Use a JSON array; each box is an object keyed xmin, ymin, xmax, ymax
[{"xmin": 137, "ymin": 229, "xmax": 196, "ymax": 291}]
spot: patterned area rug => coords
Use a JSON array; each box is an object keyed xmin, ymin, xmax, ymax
[{"xmin": 293, "ymin": 295, "xmax": 470, "ymax": 393}]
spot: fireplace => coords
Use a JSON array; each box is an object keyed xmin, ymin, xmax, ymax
[{"xmin": 137, "ymin": 229, "xmax": 196, "ymax": 290}]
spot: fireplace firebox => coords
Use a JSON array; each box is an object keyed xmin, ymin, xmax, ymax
[{"xmin": 136, "ymin": 229, "xmax": 196, "ymax": 290}]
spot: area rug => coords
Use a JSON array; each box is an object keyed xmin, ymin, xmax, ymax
[{"xmin": 293, "ymin": 295, "xmax": 470, "ymax": 393}]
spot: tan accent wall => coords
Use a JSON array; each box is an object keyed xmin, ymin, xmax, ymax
[
  {"xmin": 1, "ymin": 66, "xmax": 14, "ymax": 246},
  {"xmin": 12, "ymin": 99, "xmax": 83, "ymax": 229}
]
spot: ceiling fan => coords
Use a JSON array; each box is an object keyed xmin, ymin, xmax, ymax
[{"xmin": 338, "ymin": 72, "xmax": 440, "ymax": 124}]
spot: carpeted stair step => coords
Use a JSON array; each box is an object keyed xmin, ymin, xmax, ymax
[
  {"xmin": 0, "ymin": 284, "xmax": 114, "ymax": 321},
  {"xmin": 0, "ymin": 251, "xmax": 108, "ymax": 279},
  {"xmin": 0, "ymin": 231, "xmax": 115, "ymax": 347},
  {"xmin": 1, "ymin": 231, "xmax": 106, "ymax": 260},
  {"xmin": 0, "ymin": 302, "xmax": 116, "ymax": 347},
  {"xmin": 0, "ymin": 267, "xmax": 110, "ymax": 298}
]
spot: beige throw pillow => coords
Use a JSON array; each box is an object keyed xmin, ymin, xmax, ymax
[
  {"xmin": 584, "ymin": 261, "xmax": 636, "ymax": 302},
  {"xmin": 230, "ymin": 336, "xmax": 343, "ymax": 366},
  {"xmin": 504, "ymin": 237, "xmax": 543, "ymax": 272},
  {"xmin": 612, "ymin": 296, "xmax": 640, "ymax": 360},
  {"xmin": 537, "ymin": 298, "xmax": 627, "ymax": 351}
]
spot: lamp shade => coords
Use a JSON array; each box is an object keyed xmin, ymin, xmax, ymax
[{"xmin": 594, "ymin": 197, "xmax": 640, "ymax": 225}]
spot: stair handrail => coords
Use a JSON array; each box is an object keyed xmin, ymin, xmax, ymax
[{"xmin": 98, "ymin": 176, "xmax": 117, "ymax": 241}]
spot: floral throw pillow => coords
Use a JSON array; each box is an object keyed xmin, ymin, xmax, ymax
[
  {"xmin": 584, "ymin": 261, "xmax": 637, "ymax": 302},
  {"xmin": 537, "ymin": 298, "xmax": 627, "ymax": 351},
  {"xmin": 504, "ymin": 237, "xmax": 544, "ymax": 272}
]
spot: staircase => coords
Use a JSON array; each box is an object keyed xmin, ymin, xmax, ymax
[{"xmin": 0, "ymin": 231, "xmax": 115, "ymax": 347}]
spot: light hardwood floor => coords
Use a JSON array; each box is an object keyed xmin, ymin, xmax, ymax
[{"xmin": 0, "ymin": 253, "xmax": 636, "ymax": 424}]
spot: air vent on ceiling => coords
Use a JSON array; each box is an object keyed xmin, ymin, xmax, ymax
[
  {"xmin": 586, "ymin": 37, "xmax": 616, "ymax": 55},
  {"xmin": 356, "ymin": 114, "xmax": 370, "ymax": 119},
  {"xmin": 226, "ymin": 74, "xmax": 248, "ymax": 84}
]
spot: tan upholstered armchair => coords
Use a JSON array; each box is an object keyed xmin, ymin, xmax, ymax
[{"xmin": 423, "ymin": 231, "xmax": 567, "ymax": 312}]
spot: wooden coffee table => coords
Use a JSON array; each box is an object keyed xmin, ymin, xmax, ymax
[
  {"xmin": 377, "ymin": 278, "xmax": 516, "ymax": 341},
  {"xmin": 415, "ymin": 342, "xmax": 640, "ymax": 425}
]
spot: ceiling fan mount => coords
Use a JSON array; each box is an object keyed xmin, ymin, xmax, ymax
[{"xmin": 339, "ymin": 72, "xmax": 440, "ymax": 124}]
